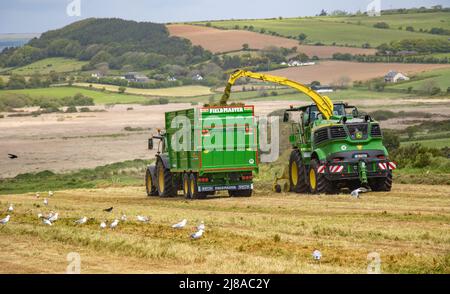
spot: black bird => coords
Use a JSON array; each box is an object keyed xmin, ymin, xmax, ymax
[
  {"xmin": 103, "ymin": 207, "xmax": 114, "ymax": 213},
  {"xmin": 8, "ymin": 154, "xmax": 18, "ymax": 159}
]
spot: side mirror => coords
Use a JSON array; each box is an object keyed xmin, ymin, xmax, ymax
[
  {"xmin": 352, "ymin": 109, "xmax": 359, "ymax": 118},
  {"xmin": 283, "ymin": 112, "xmax": 290, "ymax": 123},
  {"xmin": 148, "ymin": 138, "xmax": 154, "ymax": 150}
]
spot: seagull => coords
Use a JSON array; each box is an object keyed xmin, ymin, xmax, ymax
[
  {"xmin": 48, "ymin": 212, "xmax": 59, "ymax": 222},
  {"xmin": 35, "ymin": 192, "xmax": 40, "ymax": 199},
  {"xmin": 43, "ymin": 219, "xmax": 53, "ymax": 226},
  {"xmin": 0, "ymin": 215, "xmax": 10, "ymax": 225},
  {"xmin": 312, "ymin": 250, "xmax": 322, "ymax": 261},
  {"xmin": 48, "ymin": 191, "xmax": 54, "ymax": 197},
  {"xmin": 121, "ymin": 215, "xmax": 127, "ymax": 222},
  {"xmin": 100, "ymin": 221, "xmax": 107, "ymax": 229},
  {"xmin": 351, "ymin": 187, "xmax": 370, "ymax": 198},
  {"xmin": 75, "ymin": 217, "xmax": 88, "ymax": 225},
  {"xmin": 43, "ymin": 198, "xmax": 48, "ymax": 206},
  {"xmin": 103, "ymin": 207, "xmax": 114, "ymax": 213},
  {"xmin": 137, "ymin": 216, "xmax": 150, "ymax": 223},
  {"xmin": 110, "ymin": 219, "xmax": 119, "ymax": 229},
  {"xmin": 197, "ymin": 221, "xmax": 205, "ymax": 231},
  {"xmin": 172, "ymin": 219, "xmax": 187, "ymax": 229},
  {"xmin": 191, "ymin": 229, "xmax": 204, "ymax": 240},
  {"xmin": 37, "ymin": 213, "xmax": 43, "ymax": 219},
  {"xmin": 8, "ymin": 154, "xmax": 18, "ymax": 159},
  {"xmin": 7, "ymin": 204, "xmax": 13, "ymax": 213}
]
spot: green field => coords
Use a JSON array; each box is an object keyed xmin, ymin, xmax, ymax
[
  {"xmin": 11, "ymin": 58, "xmax": 88, "ymax": 75},
  {"xmin": 0, "ymin": 87, "xmax": 150, "ymax": 104},
  {"xmin": 387, "ymin": 67, "xmax": 450, "ymax": 91},
  {"xmin": 403, "ymin": 138, "xmax": 450, "ymax": 148},
  {"xmin": 197, "ymin": 12, "xmax": 449, "ymax": 47}
]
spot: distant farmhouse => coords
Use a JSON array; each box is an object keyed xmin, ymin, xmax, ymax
[
  {"xmin": 311, "ymin": 85, "xmax": 334, "ymax": 93},
  {"xmin": 384, "ymin": 71, "xmax": 410, "ymax": 83},
  {"xmin": 192, "ymin": 74, "xmax": 204, "ymax": 81},
  {"xmin": 285, "ymin": 60, "xmax": 316, "ymax": 67},
  {"xmin": 124, "ymin": 72, "xmax": 150, "ymax": 83}
]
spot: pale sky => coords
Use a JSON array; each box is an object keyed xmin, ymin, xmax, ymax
[{"xmin": 0, "ymin": 0, "xmax": 449, "ymax": 33}]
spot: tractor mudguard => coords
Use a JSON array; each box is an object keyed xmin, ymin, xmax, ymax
[
  {"xmin": 156, "ymin": 154, "xmax": 170, "ymax": 169},
  {"xmin": 312, "ymin": 149, "xmax": 327, "ymax": 162}
]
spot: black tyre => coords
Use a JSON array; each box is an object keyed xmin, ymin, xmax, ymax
[
  {"xmin": 145, "ymin": 167, "xmax": 158, "ymax": 197},
  {"xmin": 309, "ymin": 159, "xmax": 336, "ymax": 194},
  {"xmin": 228, "ymin": 189, "xmax": 253, "ymax": 197},
  {"xmin": 289, "ymin": 150, "xmax": 309, "ymax": 193},
  {"xmin": 183, "ymin": 173, "xmax": 191, "ymax": 199},
  {"xmin": 189, "ymin": 173, "xmax": 207, "ymax": 199},
  {"xmin": 156, "ymin": 158, "xmax": 176, "ymax": 197},
  {"xmin": 370, "ymin": 171, "xmax": 393, "ymax": 192}
]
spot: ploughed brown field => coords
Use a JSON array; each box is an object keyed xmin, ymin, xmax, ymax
[
  {"xmin": 167, "ymin": 24, "xmax": 377, "ymax": 57},
  {"xmin": 265, "ymin": 61, "xmax": 450, "ymax": 84}
]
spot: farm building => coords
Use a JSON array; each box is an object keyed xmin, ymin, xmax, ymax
[
  {"xmin": 192, "ymin": 74, "xmax": 204, "ymax": 81},
  {"xmin": 311, "ymin": 85, "xmax": 334, "ymax": 93},
  {"xmin": 124, "ymin": 72, "xmax": 150, "ymax": 83},
  {"xmin": 384, "ymin": 71, "xmax": 410, "ymax": 83}
]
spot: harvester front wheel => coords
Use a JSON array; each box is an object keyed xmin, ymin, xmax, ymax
[
  {"xmin": 289, "ymin": 150, "xmax": 308, "ymax": 193},
  {"xmin": 370, "ymin": 171, "xmax": 393, "ymax": 192},
  {"xmin": 189, "ymin": 173, "xmax": 207, "ymax": 199},
  {"xmin": 156, "ymin": 158, "xmax": 176, "ymax": 197},
  {"xmin": 309, "ymin": 159, "xmax": 336, "ymax": 194},
  {"xmin": 145, "ymin": 167, "xmax": 158, "ymax": 197},
  {"xmin": 183, "ymin": 173, "xmax": 191, "ymax": 199}
]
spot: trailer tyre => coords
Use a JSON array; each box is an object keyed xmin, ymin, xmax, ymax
[
  {"xmin": 189, "ymin": 173, "xmax": 207, "ymax": 199},
  {"xmin": 156, "ymin": 158, "xmax": 176, "ymax": 197},
  {"xmin": 145, "ymin": 167, "xmax": 158, "ymax": 197},
  {"xmin": 309, "ymin": 159, "xmax": 336, "ymax": 194},
  {"xmin": 289, "ymin": 150, "xmax": 309, "ymax": 193},
  {"xmin": 370, "ymin": 171, "xmax": 393, "ymax": 192}
]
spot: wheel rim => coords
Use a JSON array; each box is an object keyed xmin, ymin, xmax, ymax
[
  {"xmin": 191, "ymin": 177, "xmax": 195, "ymax": 195},
  {"xmin": 309, "ymin": 169, "xmax": 317, "ymax": 190},
  {"xmin": 158, "ymin": 166, "xmax": 165, "ymax": 193},
  {"xmin": 146, "ymin": 172, "xmax": 152, "ymax": 191},
  {"xmin": 291, "ymin": 162, "xmax": 298, "ymax": 186},
  {"xmin": 184, "ymin": 176, "xmax": 188, "ymax": 195}
]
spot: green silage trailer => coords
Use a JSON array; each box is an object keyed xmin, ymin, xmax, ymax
[{"xmin": 146, "ymin": 105, "xmax": 259, "ymax": 199}]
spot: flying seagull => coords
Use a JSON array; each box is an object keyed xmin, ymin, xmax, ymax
[
  {"xmin": 8, "ymin": 154, "xmax": 18, "ymax": 159},
  {"xmin": 312, "ymin": 250, "xmax": 322, "ymax": 261},
  {"xmin": 103, "ymin": 207, "xmax": 114, "ymax": 213},
  {"xmin": 43, "ymin": 219, "xmax": 53, "ymax": 226},
  {"xmin": 172, "ymin": 219, "xmax": 187, "ymax": 229},
  {"xmin": 75, "ymin": 217, "xmax": 88, "ymax": 225},
  {"xmin": 137, "ymin": 216, "xmax": 150, "ymax": 223},
  {"xmin": 7, "ymin": 204, "xmax": 13, "ymax": 213},
  {"xmin": 100, "ymin": 221, "xmax": 107, "ymax": 229},
  {"xmin": 0, "ymin": 215, "xmax": 10, "ymax": 225},
  {"xmin": 110, "ymin": 219, "xmax": 119, "ymax": 229},
  {"xmin": 191, "ymin": 229, "xmax": 204, "ymax": 240},
  {"xmin": 197, "ymin": 221, "xmax": 205, "ymax": 231}
]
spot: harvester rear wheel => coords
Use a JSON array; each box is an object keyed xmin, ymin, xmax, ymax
[
  {"xmin": 145, "ymin": 167, "xmax": 158, "ymax": 197},
  {"xmin": 289, "ymin": 150, "xmax": 308, "ymax": 193},
  {"xmin": 370, "ymin": 171, "xmax": 393, "ymax": 192},
  {"xmin": 189, "ymin": 173, "xmax": 207, "ymax": 199},
  {"xmin": 156, "ymin": 158, "xmax": 176, "ymax": 197},
  {"xmin": 183, "ymin": 173, "xmax": 191, "ymax": 199},
  {"xmin": 309, "ymin": 159, "xmax": 336, "ymax": 194}
]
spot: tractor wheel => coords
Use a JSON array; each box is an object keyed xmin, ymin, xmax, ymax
[
  {"xmin": 229, "ymin": 189, "xmax": 253, "ymax": 197},
  {"xmin": 189, "ymin": 173, "xmax": 207, "ymax": 199},
  {"xmin": 156, "ymin": 158, "xmax": 176, "ymax": 197},
  {"xmin": 309, "ymin": 159, "xmax": 336, "ymax": 194},
  {"xmin": 370, "ymin": 171, "xmax": 393, "ymax": 192},
  {"xmin": 145, "ymin": 167, "xmax": 158, "ymax": 197},
  {"xmin": 289, "ymin": 150, "xmax": 309, "ymax": 193},
  {"xmin": 183, "ymin": 173, "xmax": 191, "ymax": 199}
]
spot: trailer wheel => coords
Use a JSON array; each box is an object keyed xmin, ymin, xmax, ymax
[
  {"xmin": 370, "ymin": 171, "xmax": 393, "ymax": 192},
  {"xmin": 145, "ymin": 167, "xmax": 158, "ymax": 197},
  {"xmin": 189, "ymin": 173, "xmax": 207, "ymax": 199},
  {"xmin": 309, "ymin": 159, "xmax": 336, "ymax": 194},
  {"xmin": 228, "ymin": 190, "xmax": 253, "ymax": 197},
  {"xmin": 183, "ymin": 173, "xmax": 191, "ymax": 199},
  {"xmin": 289, "ymin": 150, "xmax": 308, "ymax": 193},
  {"xmin": 156, "ymin": 158, "xmax": 176, "ymax": 197}
]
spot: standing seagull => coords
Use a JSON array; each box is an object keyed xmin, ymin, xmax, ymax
[
  {"xmin": 43, "ymin": 219, "xmax": 53, "ymax": 226},
  {"xmin": 110, "ymin": 219, "xmax": 119, "ymax": 229},
  {"xmin": 74, "ymin": 217, "xmax": 88, "ymax": 225},
  {"xmin": 48, "ymin": 212, "xmax": 59, "ymax": 222},
  {"xmin": 43, "ymin": 198, "xmax": 48, "ymax": 206},
  {"xmin": 191, "ymin": 229, "xmax": 204, "ymax": 240},
  {"xmin": 0, "ymin": 215, "xmax": 11, "ymax": 225},
  {"xmin": 312, "ymin": 250, "xmax": 322, "ymax": 261},
  {"xmin": 137, "ymin": 216, "xmax": 150, "ymax": 223},
  {"xmin": 100, "ymin": 221, "xmax": 107, "ymax": 229},
  {"xmin": 7, "ymin": 204, "xmax": 14, "ymax": 213},
  {"xmin": 48, "ymin": 191, "xmax": 54, "ymax": 197},
  {"xmin": 172, "ymin": 219, "xmax": 187, "ymax": 229},
  {"xmin": 35, "ymin": 192, "xmax": 40, "ymax": 199},
  {"xmin": 351, "ymin": 187, "xmax": 370, "ymax": 198}
]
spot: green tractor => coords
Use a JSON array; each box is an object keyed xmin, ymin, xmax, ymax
[{"xmin": 220, "ymin": 70, "xmax": 396, "ymax": 194}]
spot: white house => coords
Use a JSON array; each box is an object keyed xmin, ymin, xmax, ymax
[
  {"xmin": 384, "ymin": 71, "xmax": 410, "ymax": 83},
  {"xmin": 192, "ymin": 74, "xmax": 204, "ymax": 81},
  {"xmin": 167, "ymin": 76, "xmax": 177, "ymax": 82}
]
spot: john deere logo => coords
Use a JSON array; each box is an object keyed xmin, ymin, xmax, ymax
[
  {"xmin": 341, "ymin": 145, "xmax": 348, "ymax": 151},
  {"xmin": 357, "ymin": 145, "xmax": 363, "ymax": 150},
  {"xmin": 356, "ymin": 132, "xmax": 363, "ymax": 139}
]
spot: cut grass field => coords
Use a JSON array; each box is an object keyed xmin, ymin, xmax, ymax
[
  {"xmin": 0, "ymin": 184, "xmax": 448, "ymax": 273},
  {"xmin": 387, "ymin": 67, "xmax": 450, "ymax": 91},
  {"xmin": 403, "ymin": 137, "xmax": 450, "ymax": 148},
  {"xmin": 74, "ymin": 83, "xmax": 213, "ymax": 97},
  {"xmin": 11, "ymin": 58, "xmax": 88, "ymax": 75}
]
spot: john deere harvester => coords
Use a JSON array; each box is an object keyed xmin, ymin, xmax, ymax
[{"xmin": 221, "ymin": 69, "xmax": 396, "ymax": 194}]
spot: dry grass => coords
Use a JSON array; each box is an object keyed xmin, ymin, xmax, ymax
[{"xmin": 0, "ymin": 184, "xmax": 449, "ymax": 274}]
